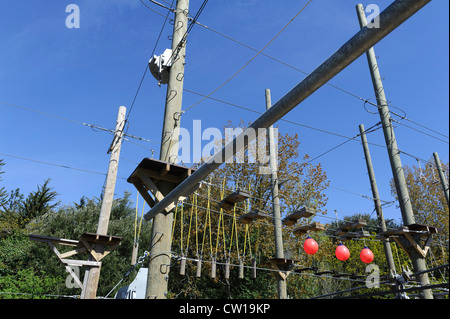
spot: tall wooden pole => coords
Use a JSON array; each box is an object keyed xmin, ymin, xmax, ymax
[
  {"xmin": 81, "ymin": 105, "xmax": 126, "ymax": 299},
  {"xmin": 265, "ymin": 89, "xmax": 287, "ymax": 299},
  {"xmin": 356, "ymin": 4, "xmax": 432, "ymax": 299},
  {"xmin": 359, "ymin": 124, "xmax": 397, "ymax": 277},
  {"xmin": 433, "ymin": 152, "xmax": 449, "ymax": 207},
  {"xmin": 145, "ymin": 0, "xmax": 189, "ymax": 299}
]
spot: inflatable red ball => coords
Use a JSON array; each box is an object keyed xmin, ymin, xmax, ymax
[
  {"xmin": 303, "ymin": 237, "xmax": 319, "ymax": 255},
  {"xmin": 335, "ymin": 243, "xmax": 350, "ymax": 261},
  {"xmin": 360, "ymin": 246, "xmax": 374, "ymax": 264}
]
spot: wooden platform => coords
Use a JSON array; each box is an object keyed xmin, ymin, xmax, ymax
[
  {"xmin": 238, "ymin": 209, "xmax": 270, "ymax": 224},
  {"xmin": 293, "ymin": 222, "xmax": 325, "ymax": 236},
  {"xmin": 265, "ymin": 258, "xmax": 297, "ymax": 280},
  {"xmin": 379, "ymin": 223, "xmax": 440, "ymax": 258},
  {"xmin": 339, "ymin": 230, "xmax": 371, "ymax": 241},
  {"xmin": 29, "ymin": 233, "xmax": 122, "ymax": 289},
  {"xmin": 218, "ymin": 189, "xmax": 251, "ymax": 211},
  {"xmin": 282, "ymin": 207, "xmax": 316, "ymax": 226},
  {"xmin": 127, "ymin": 158, "xmax": 196, "ymax": 214}
]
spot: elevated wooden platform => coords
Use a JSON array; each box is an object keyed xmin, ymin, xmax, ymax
[
  {"xmin": 29, "ymin": 233, "xmax": 122, "ymax": 289},
  {"xmin": 334, "ymin": 218, "xmax": 368, "ymax": 238},
  {"xmin": 218, "ymin": 189, "xmax": 251, "ymax": 211},
  {"xmin": 282, "ymin": 207, "xmax": 316, "ymax": 226},
  {"xmin": 265, "ymin": 258, "xmax": 297, "ymax": 280},
  {"xmin": 127, "ymin": 158, "xmax": 196, "ymax": 214},
  {"xmin": 339, "ymin": 230, "xmax": 371, "ymax": 241},
  {"xmin": 293, "ymin": 222, "xmax": 325, "ymax": 236},
  {"xmin": 238, "ymin": 209, "xmax": 270, "ymax": 224},
  {"xmin": 379, "ymin": 223, "xmax": 440, "ymax": 258}
]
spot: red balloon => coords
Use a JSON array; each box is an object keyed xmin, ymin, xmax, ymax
[
  {"xmin": 303, "ymin": 237, "xmax": 319, "ymax": 255},
  {"xmin": 335, "ymin": 244, "xmax": 350, "ymax": 261},
  {"xmin": 360, "ymin": 246, "xmax": 374, "ymax": 264}
]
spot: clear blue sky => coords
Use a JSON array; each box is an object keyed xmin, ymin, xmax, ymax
[{"xmin": 1, "ymin": 0, "xmax": 448, "ymax": 225}]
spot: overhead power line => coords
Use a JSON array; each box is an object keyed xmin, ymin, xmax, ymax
[
  {"xmin": 0, "ymin": 152, "xmax": 127, "ymax": 180},
  {"xmin": 182, "ymin": 0, "xmax": 314, "ymax": 113},
  {"xmin": 0, "ymin": 100, "xmax": 159, "ymax": 145}
]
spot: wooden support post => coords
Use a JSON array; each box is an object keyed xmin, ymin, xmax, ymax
[
  {"xmin": 251, "ymin": 258, "xmax": 257, "ymax": 279},
  {"xmin": 433, "ymin": 152, "xmax": 450, "ymax": 207},
  {"xmin": 224, "ymin": 259, "xmax": 230, "ymax": 280},
  {"xmin": 211, "ymin": 258, "xmax": 217, "ymax": 279},
  {"xmin": 179, "ymin": 256, "xmax": 186, "ymax": 276},
  {"xmin": 81, "ymin": 106, "xmax": 126, "ymax": 299},
  {"xmin": 266, "ymin": 89, "xmax": 287, "ymax": 299},
  {"xmin": 239, "ymin": 259, "xmax": 244, "ymax": 279},
  {"xmin": 146, "ymin": 0, "xmax": 190, "ymax": 300},
  {"xmin": 196, "ymin": 259, "xmax": 202, "ymax": 278}
]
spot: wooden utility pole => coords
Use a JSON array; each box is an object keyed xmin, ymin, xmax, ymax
[
  {"xmin": 146, "ymin": 0, "xmax": 189, "ymax": 299},
  {"xmin": 433, "ymin": 152, "xmax": 449, "ymax": 207},
  {"xmin": 81, "ymin": 105, "xmax": 126, "ymax": 299},
  {"xmin": 359, "ymin": 124, "xmax": 397, "ymax": 277},
  {"xmin": 356, "ymin": 4, "xmax": 433, "ymax": 299},
  {"xmin": 265, "ymin": 89, "xmax": 287, "ymax": 299}
]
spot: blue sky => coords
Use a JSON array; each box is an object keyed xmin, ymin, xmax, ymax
[{"xmin": 0, "ymin": 0, "xmax": 448, "ymax": 225}]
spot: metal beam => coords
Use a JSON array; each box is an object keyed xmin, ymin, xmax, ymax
[{"xmin": 144, "ymin": 0, "xmax": 431, "ymax": 221}]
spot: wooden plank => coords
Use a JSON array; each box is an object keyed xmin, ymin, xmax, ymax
[
  {"xmin": 341, "ymin": 218, "xmax": 367, "ymax": 230},
  {"xmin": 293, "ymin": 222, "xmax": 325, "ymax": 236},
  {"xmin": 28, "ymin": 234, "xmax": 79, "ymax": 247},
  {"xmin": 138, "ymin": 170, "xmax": 175, "ymax": 212},
  {"xmin": 59, "ymin": 246, "xmax": 88, "ymax": 259},
  {"xmin": 61, "ymin": 259, "xmax": 101, "ymax": 267},
  {"xmin": 224, "ymin": 190, "xmax": 251, "ymax": 203},
  {"xmin": 79, "ymin": 233, "xmax": 122, "ymax": 247},
  {"xmin": 287, "ymin": 207, "xmax": 316, "ymax": 220},
  {"xmin": 282, "ymin": 217, "xmax": 298, "ymax": 226},
  {"xmin": 238, "ymin": 210, "xmax": 270, "ymax": 224},
  {"xmin": 218, "ymin": 200, "xmax": 235, "ymax": 211},
  {"xmin": 133, "ymin": 180, "xmax": 156, "ymax": 208}
]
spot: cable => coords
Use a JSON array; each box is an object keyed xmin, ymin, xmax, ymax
[
  {"xmin": 0, "ymin": 152, "xmax": 127, "ymax": 180},
  {"xmin": 182, "ymin": 0, "xmax": 314, "ymax": 113},
  {"xmin": 180, "ymin": 9, "xmax": 449, "ymax": 143},
  {"xmin": 125, "ymin": 0, "xmax": 176, "ymax": 124},
  {"xmin": 0, "ymin": 100, "xmax": 160, "ymax": 145}
]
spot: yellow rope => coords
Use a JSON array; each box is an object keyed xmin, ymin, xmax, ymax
[
  {"xmin": 180, "ymin": 202, "xmax": 184, "ymax": 252},
  {"xmin": 171, "ymin": 202, "xmax": 178, "ymax": 243},
  {"xmin": 137, "ymin": 201, "xmax": 145, "ymax": 239},
  {"xmin": 134, "ymin": 193, "xmax": 139, "ymax": 242},
  {"xmin": 185, "ymin": 196, "xmax": 195, "ymax": 255}
]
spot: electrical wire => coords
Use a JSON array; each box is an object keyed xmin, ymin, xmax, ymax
[
  {"xmin": 182, "ymin": 0, "xmax": 314, "ymax": 113},
  {"xmin": 0, "ymin": 152, "xmax": 127, "ymax": 180}
]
